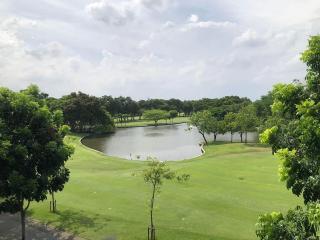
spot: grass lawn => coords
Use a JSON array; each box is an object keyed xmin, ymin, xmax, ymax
[
  {"xmin": 29, "ymin": 135, "xmax": 301, "ymax": 240},
  {"xmin": 115, "ymin": 116, "xmax": 189, "ymax": 128}
]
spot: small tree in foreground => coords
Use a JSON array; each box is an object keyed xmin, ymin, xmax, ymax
[
  {"xmin": 143, "ymin": 159, "xmax": 190, "ymax": 240},
  {"xmin": 48, "ymin": 166, "xmax": 70, "ymax": 212}
]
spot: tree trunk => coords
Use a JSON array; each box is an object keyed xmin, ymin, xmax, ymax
[
  {"xmin": 214, "ymin": 134, "xmax": 217, "ymax": 142},
  {"xmin": 149, "ymin": 183, "xmax": 157, "ymax": 240},
  {"xmin": 240, "ymin": 132, "xmax": 243, "ymax": 143},
  {"xmin": 20, "ymin": 199, "xmax": 30, "ymax": 240},
  {"xmin": 51, "ymin": 191, "xmax": 56, "ymax": 212},
  {"xmin": 200, "ymin": 132, "xmax": 208, "ymax": 145},
  {"xmin": 20, "ymin": 205, "xmax": 26, "ymax": 240},
  {"xmin": 231, "ymin": 132, "xmax": 233, "ymax": 143},
  {"xmin": 150, "ymin": 184, "xmax": 156, "ymax": 228}
]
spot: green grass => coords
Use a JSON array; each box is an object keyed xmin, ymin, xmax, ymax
[
  {"xmin": 29, "ymin": 135, "xmax": 301, "ymax": 240},
  {"xmin": 115, "ymin": 116, "xmax": 189, "ymax": 128}
]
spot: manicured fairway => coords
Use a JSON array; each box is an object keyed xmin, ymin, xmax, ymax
[
  {"xmin": 29, "ymin": 135, "xmax": 301, "ymax": 240},
  {"xmin": 115, "ymin": 116, "xmax": 189, "ymax": 127}
]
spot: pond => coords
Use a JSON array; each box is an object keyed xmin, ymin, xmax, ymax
[{"xmin": 81, "ymin": 123, "xmax": 258, "ymax": 161}]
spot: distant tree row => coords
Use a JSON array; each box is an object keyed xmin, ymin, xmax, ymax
[
  {"xmin": 16, "ymin": 85, "xmax": 274, "ymax": 134},
  {"xmin": 46, "ymin": 93, "xmax": 258, "ymax": 121}
]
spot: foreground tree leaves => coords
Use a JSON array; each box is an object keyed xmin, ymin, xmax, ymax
[
  {"xmin": 257, "ymin": 35, "xmax": 320, "ymax": 239},
  {"xmin": 0, "ymin": 87, "xmax": 74, "ymax": 240}
]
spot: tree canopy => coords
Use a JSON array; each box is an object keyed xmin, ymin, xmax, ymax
[
  {"xmin": 0, "ymin": 87, "xmax": 74, "ymax": 239},
  {"xmin": 257, "ymin": 35, "xmax": 320, "ymax": 239},
  {"xmin": 143, "ymin": 109, "xmax": 168, "ymax": 126}
]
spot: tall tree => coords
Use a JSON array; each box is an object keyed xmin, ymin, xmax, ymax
[
  {"xmin": 224, "ymin": 112, "xmax": 238, "ymax": 143},
  {"xmin": 0, "ymin": 88, "xmax": 74, "ymax": 240},
  {"xmin": 210, "ymin": 117, "xmax": 225, "ymax": 142},
  {"xmin": 190, "ymin": 110, "xmax": 213, "ymax": 144},
  {"xmin": 237, "ymin": 105, "xmax": 259, "ymax": 143},
  {"xmin": 61, "ymin": 92, "xmax": 114, "ymax": 133}
]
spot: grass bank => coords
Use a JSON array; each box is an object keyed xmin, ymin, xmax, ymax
[
  {"xmin": 115, "ymin": 116, "xmax": 189, "ymax": 128},
  {"xmin": 29, "ymin": 135, "xmax": 301, "ymax": 240}
]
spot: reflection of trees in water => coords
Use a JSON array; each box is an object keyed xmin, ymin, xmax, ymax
[{"xmin": 144, "ymin": 133, "xmax": 164, "ymax": 137}]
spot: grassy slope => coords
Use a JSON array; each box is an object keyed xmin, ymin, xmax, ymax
[
  {"xmin": 115, "ymin": 116, "xmax": 189, "ymax": 128},
  {"xmin": 29, "ymin": 135, "xmax": 301, "ymax": 240}
]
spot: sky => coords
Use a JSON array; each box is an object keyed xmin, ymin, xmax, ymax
[{"xmin": 0, "ymin": 0, "xmax": 319, "ymax": 100}]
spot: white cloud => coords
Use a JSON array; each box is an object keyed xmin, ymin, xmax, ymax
[
  {"xmin": 232, "ymin": 29, "xmax": 266, "ymax": 47},
  {"xmin": 189, "ymin": 14, "xmax": 199, "ymax": 23},
  {"xmin": 180, "ymin": 20, "xmax": 235, "ymax": 32},
  {"xmin": 86, "ymin": 0, "xmax": 170, "ymax": 26},
  {"xmin": 85, "ymin": 0, "xmax": 136, "ymax": 26},
  {"xmin": 0, "ymin": 0, "xmax": 319, "ymax": 100}
]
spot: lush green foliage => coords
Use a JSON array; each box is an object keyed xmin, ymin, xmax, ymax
[
  {"xmin": 260, "ymin": 36, "xmax": 320, "ymax": 203},
  {"xmin": 0, "ymin": 87, "xmax": 74, "ymax": 239},
  {"xmin": 257, "ymin": 35, "xmax": 320, "ymax": 239},
  {"xmin": 256, "ymin": 205, "xmax": 317, "ymax": 240},
  {"xmin": 60, "ymin": 92, "xmax": 114, "ymax": 133},
  {"xmin": 189, "ymin": 110, "xmax": 213, "ymax": 144},
  {"xmin": 142, "ymin": 109, "xmax": 168, "ymax": 126}
]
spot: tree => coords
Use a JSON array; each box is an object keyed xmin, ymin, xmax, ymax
[
  {"xmin": 0, "ymin": 88, "xmax": 74, "ymax": 240},
  {"xmin": 61, "ymin": 92, "xmax": 114, "ymax": 133},
  {"xmin": 169, "ymin": 110, "xmax": 178, "ymax": 124},
  {"xmin": 254, "ymin": 92, "xmax": 273, "ymax": 122},
  {"xmin": 143, "ymin": 159, "xmax": 190, "ymax": 240},
  {"xmin": 143, "ymin": 109, "xmax": 168, "ymax": 126},
  {"xmin": 256, "ymin": 35, "xmax": 320, "ymax": 239},
  {"xmin": 190, "ymin": 110, "xmax": 213, "ymax": 144},
  {"xmin": 209, "ymin": 117, "xmax": 225, "ymax": 142},
  {"xmin": 48, "ymin": 167, "xmax": 70, "ymax": 212},
  {"xmin": 237, "ymin": 105, "xmax": 259, "ymax": 143},
  {"xmin": 48, "ymin": 110, "xmax": 71, "ymax": 213},
  {"xmin": 224, "ymin": 112, "xmax": 238, "ymax": 143}
]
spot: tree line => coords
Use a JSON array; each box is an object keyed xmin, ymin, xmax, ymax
[{"xmin": 34, "ymin": 87, "xmax": 273, "ymax": 133}]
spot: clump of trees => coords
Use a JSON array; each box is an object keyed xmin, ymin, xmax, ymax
[
  {"xmin": 256, "ymin": 35, "xmax": 320, "ymax": 239},
  {"xmin": 189, "ymin": 105, "xmax": 259, "ymax": 144},
  {"xmin": 143, "ymin": 159, "xmax": 190, "ymax": 240},
  {"xmin": 143, "ymin": 109, "xmax": 169, "ymax": 126},
  {"xmin": 60, "ymin": 92, "xmax": 114, "ymax": 133},
  {"xmin": 0, "ymin": 87, "xmax": 74, "ymax": 240}
]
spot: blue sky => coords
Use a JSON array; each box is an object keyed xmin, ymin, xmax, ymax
[{"xmin": 0, "ymin": 0, "xmax": 319, "ymax": 100}]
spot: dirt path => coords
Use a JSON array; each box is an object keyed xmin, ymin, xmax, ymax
[{"xmin": 0, "ymin": 213, "xmax": 84, "ymax": 240}]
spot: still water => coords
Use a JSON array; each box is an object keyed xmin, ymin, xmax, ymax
[{"xmin": 81, "ymin": 123, "xmax": 258, "ymax": 161}]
